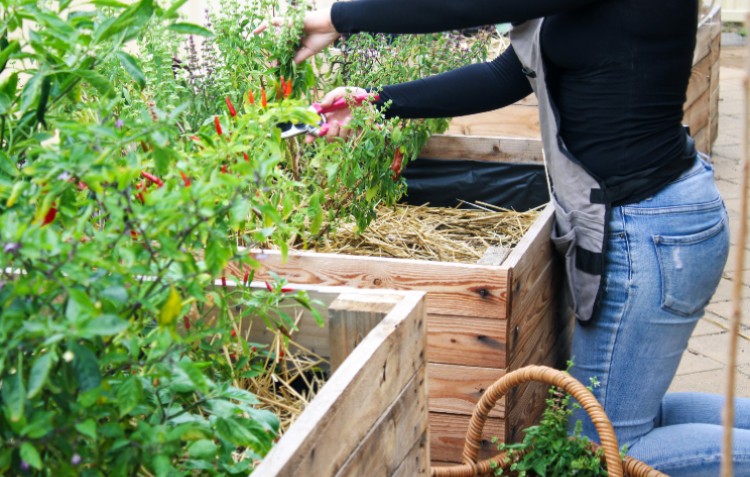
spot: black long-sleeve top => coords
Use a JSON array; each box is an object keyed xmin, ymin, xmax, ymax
[{"xmin": 331, "ymin": 0, "xmax": 699, "ymax": 189}]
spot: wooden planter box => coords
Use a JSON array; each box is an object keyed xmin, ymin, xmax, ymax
[
  {"xmin": 240, "ymin": 285, "xmax": 429, "ymax": 476},
  {"xmin": 227, "ymin": 136, "xmax": 568, "ymax": 465},
  {"xmin": 442, "ymin": 5, "xmax": 722, "ymax": 155}
]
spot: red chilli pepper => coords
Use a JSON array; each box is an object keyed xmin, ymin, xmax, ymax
[
  {"xmin": 221, "ymin": 275, "xmax": 227, "ymax": 288},
  {"xmin": 141, "ymin": 171, "xmax": 164, "ymax": 188},
  {"xmin": 179, "ymin": 171, "xmax": 191, "ymax": 187},
  {"xmin": 214, "ymin": 115, "xmax": 223, "ymax": 136},
  {"xmin": 247, "ymin": 90, "xmax": 255, "ymax": 105},
  {"xmin": 242, "ymin": 152, "xmax": 249, "ymax": 162},
  {"xmin": 284, "ymin": 78, "xmax": 293, "ymax": 98},
  {"xmin": 265, "ymin": 280, "xmax": 273, "ymax": 292},
  {"xmin": 221, "ymin": 164, "xmax": 228, "ymax": 174},
  {"xmin": 390, "ymin": 148, "xmax": 404, "ymax": 181},
  {"xmin": 261, "ymin": 89, "xmax": 267, "ymax": 108},
  {"xmin": 183, "ymin": 315, "xmax": 191, "ymax": 330},
  {"xmin": 225, "ymin": 96, "xmax": 237, "ymax": 117},
  {"xmin": 243, "ymin": 272, "xmax": 250, "ymax": 286},
  {"xmin": 230, "ymin": 329, "xmax": 237, "ymax": 337},
  {"xmin": 280, "ymin": 286, "xmax": 295, "ymax": 293},
  {"xmin": 130, "ymin": 230, "xmax": 139, "ymax": 239},
  {"xmin": 42, "ymin": 207, "xmax": 57, "ymax": 226}
]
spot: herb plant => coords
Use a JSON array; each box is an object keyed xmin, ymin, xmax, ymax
[{"xmin": 491, "ymin": 374, "xmax": 614, "ymax": 477}]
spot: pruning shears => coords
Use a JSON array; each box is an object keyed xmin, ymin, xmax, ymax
[{"xmin": 278, "ymin": 93, "xmax": 379, "ymax": 139}]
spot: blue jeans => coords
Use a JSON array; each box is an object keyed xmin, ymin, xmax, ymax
[{"xmin": 569, "ymin": 156, "xmax": 750, "ymax": 476}]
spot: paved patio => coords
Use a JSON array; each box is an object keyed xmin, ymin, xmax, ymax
[{"xmin": 668, "ymin": 41, "xmax": 750, "ymax": 398}]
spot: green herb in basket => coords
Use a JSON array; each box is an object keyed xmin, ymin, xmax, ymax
[{"xmin": 491, "ymin": 376, "xmax": 616, "ymax": 477}]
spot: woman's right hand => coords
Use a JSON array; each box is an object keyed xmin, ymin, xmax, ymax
[
  {"xmin": 253, "ymin": 8, "xmax": 340, "ymax": 64},
  {"xmin": 307, "ymin": 87, "xmax": 370, "ymax": 143}
]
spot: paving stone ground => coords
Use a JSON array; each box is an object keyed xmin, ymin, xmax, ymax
[{"xmin": 668, "ymin": 42, "xmax": 750, "ymax": 398}]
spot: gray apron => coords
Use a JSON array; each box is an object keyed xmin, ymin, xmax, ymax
[{"xmin": 511, "ymin": 20, "xmax": 607, "ymax": 322}]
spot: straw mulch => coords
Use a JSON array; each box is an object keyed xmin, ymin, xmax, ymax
[{"xmin": 316, "ymin": 202, "xmax": 541, "ymax": 264}]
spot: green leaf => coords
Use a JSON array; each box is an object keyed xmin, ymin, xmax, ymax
[
  {"xmin": 70, "ymin": 342, "xmax": 101, "ymax": 392},
  {"xmin": 221, "ymin": 387, "xmax": 259, "ymax": 405},
  {"xmin": 214, "ymin": 417, "xmax": 263, "ymax": 448},
  {"xmin": 153, "ymin": 454, "xmax": 172, "ymax": 477},
  {"xmin": 93, "ymin": 0, "xmax": 154, "ymax": 43},
  {"xmin": 91, "ymin": 0, "xmax": 130, "ymax": 7},
  {"xmin": 179, "ymin": 360, "xmax": 209, "ymax": 394},
  {"xmin": 19, "ymin": 442, "xmax": 42, "ymax": 470},
  {"xmin": 75, "ymin": 418, "xmax": 98, "ymax": 440},
  {"xmin": 205, "ymin": 237, "xmax": 231, "ymax": 277},
  {"xmin": 27, "ymin": 352, "xmax": 54, "ymax": 399},
  {"xmin": 0, "ymin": 448, "xmax": 12, "ymax": 473},
  {"xmin": 19, "ymin": 72, "xmax": 43, "ymax": 113},
  {"xmin": 188, "ymin": 439, "xmax": 218, "ymax": 459},
  {"xmin": 308, "ymin": 194, "xmax": 323, "ymax": 235},
  {"xmin": 116, "ymin": 51, "xmax": 145, "ymax": 89},
  {"xmin": 66, "ymin": 288, "xmax": 96, "ymax": 322},
  {"xmin": 0, "ymin": 39, "xmax": 20, "ymax": 72},
  {"xmin": 75, "ymin": 70, "xmax": 115, "ymax": 98},
  {"xmin": 0, "ymin": 72, "xmax": 18, "ymax": 97},
  {"xmin": 167, "ymin": 22, "xmax": 213, "ymax": 37},
  {"xmin": 0, "ymin": 92, "xmax": 10, "ymax": 114},
  {"xmin": 164, "ymin": 0, "xmax": 190, "ymax": 18},
  {"xmin": 2, "ymin": 368, "xmax": 25, "ymax": 423},
  {"xmin": 81, "ymin": 314, "xmax": 129, "ymax": 337},
  {"xmin": 20, "ymin": 411, "xmax": 54, "ymax": 439}
]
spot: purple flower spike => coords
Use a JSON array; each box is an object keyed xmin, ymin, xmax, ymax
[
  {"xmin": 71, "ymin": 454, "xmax": 82, "ymax": 465},
  {"xmin": 20, "ymin": 461, "xmax": 30, "ymax": 471},
  {"xmin": 115, "ymin": 118, "xmax": 124, "ymax": 129}
]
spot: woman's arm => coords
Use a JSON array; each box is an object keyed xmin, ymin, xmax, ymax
[
  {"xmin": 332, "ymin": 0, "xmax": 601, "ymax": 34},
  {"xmin": 376, "ymin": 45, "xmax": 533, "ymax": 118}
]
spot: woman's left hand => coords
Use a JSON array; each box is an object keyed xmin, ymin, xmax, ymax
[{"xmin": 253, "ymin": 8, "xmax": 339, "ymax": 64}]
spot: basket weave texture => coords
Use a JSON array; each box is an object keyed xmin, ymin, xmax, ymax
[{"xmin": 430, "ymin": 365, "xmax": 668, "ymax": 477}]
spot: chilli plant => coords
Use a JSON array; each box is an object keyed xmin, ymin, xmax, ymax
[{"xmin": 0, "ymin": 0, "xmax": 496, "ymax": 474}]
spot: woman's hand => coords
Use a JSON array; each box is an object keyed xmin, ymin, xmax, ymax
[
  {"xmin": 253, "ymin": 8, "xmax": 340, "ymax": 64},
  {"xmin": 307, "ymin": 87, "xmax": 370, "ymax": 143}
]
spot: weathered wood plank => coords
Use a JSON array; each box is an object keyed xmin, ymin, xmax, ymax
[
  {"xmin": 429, "ymin": 412, "xmax": 505, "ymax": 464},
  {"xmin": 254, "ymin": 291, "xmax": 427, "ymax": 476},
  {"xmin": 505, "ymin": 318, "xmax": 574, "ymax": 443},
  {"xmin": 427, "ymin": 363, "xmax": 506, "ymax": 418},
  {"xmin": 446, "ymin": 104, "xmax": 541, "ymax": 139},
  {"xmin": 507, "ymin": 260, "xmax": 564, "ymax": 371},
  {"xmin": 392, "ymin": 432, "xmax": 430, "ymax": 477},
  {"xmin": 685, "ymin": 33, "xmax": 720, "ymax": 111},
  {"xmin": 328, "ymin": 293, "xmax": 402, "ymax": 372},
  {"xmin": 427, "ymin": 314, "xmax": 507, "ymax": 368},
  {"xmin": 335, "ymin": 368, "xmax": 429, "ymax": 477},
  {"xmin": 420, "ymin": 134, "xmax": 544, "ymax": 164},
  {"xmin": 693, "ymin": 4, "xmax": 721, "ymax": 65},
  {"xmin": 507, "ymin": 259, "xmax": 561, "ymax": 359},
  {"xmin": 239, "ymin": 250, "xmax": 511, "ymax": 320},
  {"xmin": 503, "ymin": 203, "xmax": 555, "ymax": 280},
  {"xmin": 684, "ymin": 87, "xmax": 710, "ymax": 140}
]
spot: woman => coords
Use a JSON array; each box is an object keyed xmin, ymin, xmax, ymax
[{"xmin": 258, "ymin": 1, "xmax": 750, "ymax": 475}]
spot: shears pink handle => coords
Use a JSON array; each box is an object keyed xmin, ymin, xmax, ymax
[{"xmin": 311, "ymin": 93, "xmax": 380, "ymax": 115}]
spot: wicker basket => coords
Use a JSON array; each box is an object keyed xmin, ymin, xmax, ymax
[{"xmin": 431, "ymin": 365, "xmax": 667, "ymax": 477}]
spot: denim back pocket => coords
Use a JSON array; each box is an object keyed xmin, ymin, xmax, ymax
[{"xmin": 653, "ymin": 216, "xmax": 729, "ymax": 317}]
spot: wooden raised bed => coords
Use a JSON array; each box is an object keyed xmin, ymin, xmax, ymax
[
  {"xmin": 227, "ymin": 135, "xmax": 568, "ymax": 465},
  {"xmin": 241, "ymin": 285, "xmax": 429, "ymax": 476},
  {"xmin": 441, "ymin": 5, "xmax": 722, "ymax": 155}
]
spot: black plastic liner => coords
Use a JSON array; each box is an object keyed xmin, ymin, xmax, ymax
[{"xmin": 401, "ymin": 158, "xmax": 550, "ymax": 212}]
